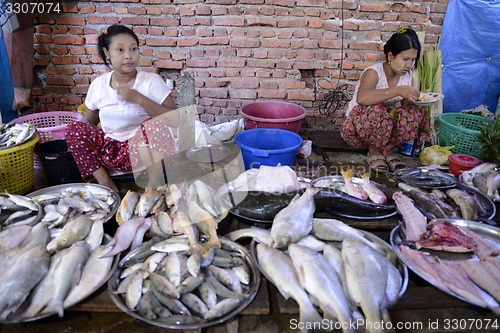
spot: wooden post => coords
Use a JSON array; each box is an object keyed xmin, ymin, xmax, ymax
[{"xmin": 177, "ymin": 71, "xmax": 197, "ymax": 151}]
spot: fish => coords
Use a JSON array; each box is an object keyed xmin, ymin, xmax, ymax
[
  {"xmin": 64, "ymin": 245, "xmax": 115, "ymax": 307},
  {"xmin": 43, "ymin": 241, "xmax": 91, "ymax": 318},
  {"xmin": 270, "ymin": 186, "xmax": 316, "ymax": 248},
  {"xmin": 445, "ymin": 188, "xmax": 478, "ymax": 220},
  {"xmin": 85, "ymin": 220, "xmax": 104, "ymax": 252},
  {"xmin": 0, "ymin": 246, "xmax": 51, "ymax": 320},
  {"xmin": 226, "ymin": 190, "xmax": 300, "ymax": 221},
  {"xmin": 288, "ymin": 244, "xmax": 354, "ymax": 333},
  {"xmin": 135, "ymin": 187, "xmax": 163, "ymax": 217},
  {"xmin": 187, "ymin": 200, "xmax": 221, "ymax": 249},
  {"xmin": 398, "ymin": 183, "xmax": 449, "ymax": 219},
  {"xmin": 225, "ymin": 226, "xmax": 272, "ymax": 246},
  {"xmin": 102, "ymin": 217, "xmax": 146, "ymax": 258},
  {"xmin": 341, "ymin": 239, "xmax": 389, "ymax": 333},
  {"xmin": 204, "ymin": 297, "xmax": 243, "ymax": 320},
  {"xmin": 3, "ymin": 193, "xmax": 39, "ymax": 211},
  {"xmin": 181, "ymin": 293, "xmax": 209, "ymax": 318},
  {"xmin": 461, "ymin": 162, "xmax": 499, "ymax": 187},
  {"xmin": 130, "ymin": 217, "xmax": 153, "ymax": 251},
  {"xmin": 314, "ymin": 187, "xmax": 395, "ymax": 213},
  {"xmin": 360, "ymin": 173, "xmax": 387, "ymax": 204},
  {"xmin": 0, "ymin": 224, "xmax": 31, "ymax": 252},
  {"xmin": 486, "ymin": 170, "xmax": 500, "ymax": 201},
  {"xmin": 256, "ymin": 243, "xmax": 322, "ymax": 331},
  {"xmin": 46, "ymin": 216, "xmax": 94, "ymax": 253},
  {"xmin": 392, "ymin": 191, "xmax": 427, "ymax": 242},
  {"xmin": 116, "ymin": 190, "xmax": 141, "ymax": 225},
  {"xmin": 416, "ymin": 220, "xmax": 478, "ymax": 252},
  {"xmin": 339, "ymin": 168, "xmax": 369, "ymax": 200}
]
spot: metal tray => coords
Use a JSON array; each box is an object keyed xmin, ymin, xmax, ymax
[
  {"xmin": 0, "ymin": 125, "xmax": 36, "ymax": 151},
  {"xmin": 108, "ymin": 236, "xmax": 261, "ymax": 330},
  {"xmin": 390, "ymin": 219, "xmax": 500, "ymax": 309},
  {"xmin": 0, "ymin": 193, "xmax": 42, "ymax": 227},
  {"xmin": 393, "ymin": 167, "xmax": 457, "ymax": 189},
  {"xmin": 27, "ymin": 183, "xmax": 120, "ymax": 223},
  {"xmin": 1, "ymin": 233, "xmax": 119, "ymax": 323},
  {"xmin": 186, "ymin": 145, "xmax": 230, "ymax": 163},
  {"xmin": 311, "ymin": 175, "xmax": 397, "ymax": 220},
  {"xmin": 250, "ymin": 229, "xmax": 409, "ymax": 306}
]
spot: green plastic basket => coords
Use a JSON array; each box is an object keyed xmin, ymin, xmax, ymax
[{"xmin": 438, "ymin": 113, "xmax": 493, "ymax": 160}]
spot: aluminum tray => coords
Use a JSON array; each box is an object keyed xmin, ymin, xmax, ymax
[
  {"xmin": 27, "ymin": 183, "xmax": 120, "ymax": 223},
  {"xmin": 1, "ymin": 233, "xmax": 119, "ymax": 323},
  {"xmin": 311, "ymin": 175, "xmax": 397, "ymax": 220},
  {"xmin": 250, "ymin": 228, "xmax": 409, "ymax": 305},
  {"xmin": 108, "ymin": 236, "xmax": 261, "ymax": 330},
  {"xmin": 390, "ymin": 219, "xmax": 500, "ymax": 309}
]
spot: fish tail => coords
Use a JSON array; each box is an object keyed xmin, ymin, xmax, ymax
[
  {"xmin": 360, "ymin": 172, "xmax": 370, "ymax": 180},
  {"xmin": 298, "ymin": 299, "xmax": 323, "ymax": 331}
]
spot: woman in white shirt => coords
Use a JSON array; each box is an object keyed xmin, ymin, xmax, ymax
[
  {"xmin": 66, "ymin": 25, "xmax": 180, "ymax": 192},
  {"xmin": 340, "ymin": 28, "xmax": 429, "ymax": 173}
]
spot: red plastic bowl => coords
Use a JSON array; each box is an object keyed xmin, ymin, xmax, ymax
[
  {"xmin": 448, "ymin": 154, "xmax": 482, "ymax": 177},
  {"xmin": 239, "ymin": 101, "xmax": 307, "ymax": 133}
]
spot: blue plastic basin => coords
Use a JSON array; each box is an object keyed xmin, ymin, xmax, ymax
[{"xmin": 234, "ymin": 128, "xmax": 303, "ymax": 169}]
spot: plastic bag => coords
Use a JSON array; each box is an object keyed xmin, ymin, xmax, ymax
[{"xmin": 419, "ymin": 145, "xmax": 455, "ymax": 166}]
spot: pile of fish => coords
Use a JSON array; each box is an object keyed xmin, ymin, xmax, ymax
[
  {"xmin": 397, "ymin": 182, "xmax": 489, "ymax": 221},
  {"xmin": 461, "ymin": 162, "xmax": 500, "ymax": 202},
  {"xmin": 315, "ymin": 169, "xmax": 388, "ymax": 204},
  {"xmin": 227, "ymin": 216, "xmax": 405, "ymax": 333},
  {"xmin": 0, "ymin": 123, "xmax": 34, "ymax": 148},
  {"xmin": 111, "ymin": 180, "xmax": 225, "ymax": 257},
  {"xmin": 0, "ymin": 193, "xmax": 40, "ymax": 231},
  {"xmin": 31, "ymin": 185, "xmax": 118, "ymax": 229},
  {"xmin": 109, "ymin": 235, "xmax": 258, "ymax": 327},
  {"xmin": 392, "ymin": 188, "xmax": 500, "ymax": 314},
  {"xmin": 226, "ymin": 185, "xmax": 405, "ymax": 333},
  {"xmin": 0, "ymin": 212, "xmax": 116, "ymax": 321}
]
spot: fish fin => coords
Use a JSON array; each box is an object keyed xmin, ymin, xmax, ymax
[{"xmin": 361, "ymin": 172, "xmax": 370, "ymax": 180}]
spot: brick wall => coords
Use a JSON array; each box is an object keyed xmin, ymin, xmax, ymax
[{"xmin": 33, "ymin": 0, "xmax": 448, "ymax": 129}]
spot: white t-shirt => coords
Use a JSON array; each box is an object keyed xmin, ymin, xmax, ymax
[
  {"xmin": 345, "ymin": 62, "xmax": 413, "ymax": 116},
  {"xmin": 85, "ymin": 71, "xmax": 171, "ymax": 142}
]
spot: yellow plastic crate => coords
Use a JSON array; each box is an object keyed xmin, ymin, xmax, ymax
[{"xmin": 0, "ymin": 135, "xmax": 39, "ymax": 194}]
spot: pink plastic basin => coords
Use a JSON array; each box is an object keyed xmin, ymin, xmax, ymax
[{"xmin": 239, "ymin": 101, "xmax": 307, "ymax": 133}]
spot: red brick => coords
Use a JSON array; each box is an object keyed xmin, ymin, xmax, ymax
[
  {"xmin": 258, "ymin": 90, "xmax": 286, "ymax": 99},
  {"xmin": 288, "ymin": 91, "xmax": 315, "ymax": 101},
  {"xmin": 360, "ymin": 3, "xmax": 390, "ymax": 12},
  {"xmin": 200, "ymin": 37, "xmax": 230, "ymax": 45},
  {"xmin": 200, "ymin": 89, "xmax": 228, "ymax": 99},
  {"xmin": 229, "ymin": 89, "xmax": 256, "ymax": 99},
  {"xmin": 186, "ymin": 59, "xmax": 216, "ymax": 68},
  {"xmin": 213, "ymin": 16, "xmax": 245, "ymax": 26},
  {"xmin": 205, "ymin": 80, "xmax": 230, "ymax": 88},
  {"xmin": 217, "ymin": 59, "xmax": 246, "ymax": 67},
  {"xmin": 146, "ymin": 39, "xmax": 176, "ymax": 47},
  {"xmin": 177, "ymin": 38, "xmax": 199, "ymax": 47},
  {"xmin": 279, "ymin": 82, "xmax": 307, "ymax": 90},
  {"xmin": 231, "ymin": 80, "xmax": 258, "ymax": 89},
  {"xmin": 155, "ymin": 60, "xmax": 183, "ymax": 69}
]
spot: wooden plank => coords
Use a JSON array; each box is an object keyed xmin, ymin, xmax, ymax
[{"xmin": 242, "ymin": 278, "xmax": 271, "ymax": 315}]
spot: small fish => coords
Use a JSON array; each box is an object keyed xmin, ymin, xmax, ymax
[
  {"xmin": 360, "ymin": 173, "xmax": 387, "ymax": 204},
  {"xmin": 340, "ymin": 168, "xmax": 369, "ymax": 200},
  {"xmin": 116, "ymin": 191, "xmax": 141, "ymax": 225}
]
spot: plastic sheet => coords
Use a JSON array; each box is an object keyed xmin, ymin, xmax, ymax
[{"xmin": 440, "ymin": 0, "xmax": 500, "ymax": 114}]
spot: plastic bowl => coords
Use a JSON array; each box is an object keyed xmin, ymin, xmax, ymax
[
  {"xmin": 234, "ymin": 128, "xmax": 303, "ymax": 169},
  {"xmin": 448, "ymin": 154, "xmax": 482, "ymax": 177},
  {"xmin": 239, "ymin": 101, "xmax": 307, "ymax": 133}
]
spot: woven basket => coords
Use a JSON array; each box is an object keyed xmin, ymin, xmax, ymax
[
  {"xmin": 8, "ymin": 111, "xmax": 83, "ymax": 169},
  {"xmin": 0, "ymin": 135, "xmax": 39, "ymax": 194},
  {"xmin": 438, "ymin": 113, "xmax": 492, "ymax": 160}
]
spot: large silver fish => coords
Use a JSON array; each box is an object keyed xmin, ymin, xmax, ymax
[
  {"xmin": 64, "ymin": 244, "xmax": 115, "ymax": 307},
  {"xmin": 342, "ymin": 239, "xmax": 389, "ymax": 333},
  {"xmin": 46, "ymin": 216, "xmax": 93, "ymax": 253},
  {"xmin": 116, "ymin": 190, "xmax": 141, "ymax": 225},
  {"xmin": 288, "ymin": 244, "xmax": 354, "ymax": 333},
  {"xmin": 256, "ymin": 243, "xmax": 322, "ymax": 332},
  {"xmin": 270, "ymin": 187, "xmax": 317, "ymax": 248},
  {"xmin": 0, "ymin": 246, "xmax": 51, "ymax": 320},
  {"xmin": 43, "ymin": 241, "xmax": 90, "ymax": 318}
]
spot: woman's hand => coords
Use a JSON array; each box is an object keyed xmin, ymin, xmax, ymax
[
  {"xmin": 117, "ymin": 86, "xmax": 142, "ymax": 104},
  {"xmin": 398, "ymin": 85, "xmax": 420, "ymax": 103}
]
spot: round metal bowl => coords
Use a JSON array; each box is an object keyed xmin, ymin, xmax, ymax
[
  {"xmin": 186, "ymin": 145, "xmax": 230, "ymax": 163},
  {"xmin": 251, "ymin": 228, "xmax": 409, "ymax": 307},
  {"xmin": 0, "ymin": 193, "xmax": 42, "ymax": 228},
  {"xmin": 27, "ymin": 183, "xmax": 120, "ymax": 223},
  {"xmin": 1, "ymin": 233, "xmax": 119, "ymax": 323},
  {"xmin": 108, "ymin": 236, "xmax": 261, "ymax": 330}
]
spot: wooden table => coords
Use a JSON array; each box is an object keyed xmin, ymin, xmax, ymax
[{"xmin": 2, "ymin": 217, "xmax": 499, "ymax": 333}]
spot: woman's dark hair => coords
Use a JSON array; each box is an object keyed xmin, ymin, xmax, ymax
[
  {"xmin": 383, "ymin": 28, "xmax": 421, "ymax": 68},
  {"xmin": 97, "ymin": 25, "xmax": 139, "ymax": 67}
]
